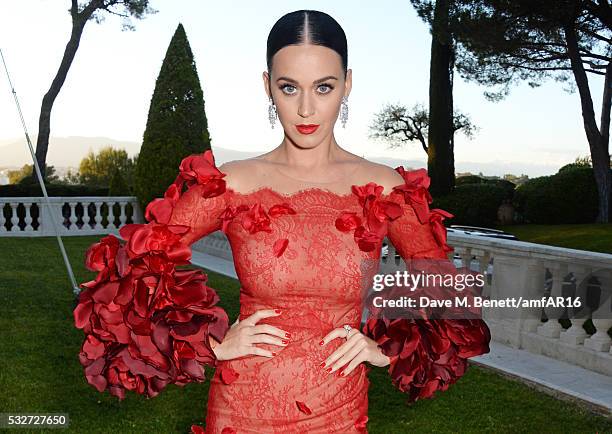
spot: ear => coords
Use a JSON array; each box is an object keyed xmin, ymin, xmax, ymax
[
  {"xmin": 262, "ymin": 71, "xmax": 272, "ymax": 100},
  {"xmin": 344, "ymin": 68, "xmax": 352, "ymax": 99}
]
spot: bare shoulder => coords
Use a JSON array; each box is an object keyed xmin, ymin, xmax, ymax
[
  {"xmin": 217, "ymin": 158, "xmax": 265, "ymax": 192},
  {"xmin": 358, "ymin": 160, "xmax": 405, "ymax": 194}
]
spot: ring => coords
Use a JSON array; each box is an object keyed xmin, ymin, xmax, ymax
[{"xmin": 343, "ymin": 324, "xmax": 352, "ymax": 338}]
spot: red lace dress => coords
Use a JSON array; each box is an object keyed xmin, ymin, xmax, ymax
[{"xmin": 74, "ymin": 150, "xmax": 491, "ymax": 434}]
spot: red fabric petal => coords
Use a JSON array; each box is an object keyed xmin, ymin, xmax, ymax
[
  {"xmin": 295, "ymin": 400, "xmax": 312, "ymax": 415},
  {"xmin": 219, "ymin": 367, "xmax": 240, "ymax": 385},
  {"xmin": 268, "ymin": 202, "xmax": 296, "ymax": 217},
  {"xmin": 363, "ymin": 316, "xmax": 490, "ymax": 403},
  {"xmin": 335, "ymin": 212, "xmax": 361, "ymax": 232},
  {"xmin": 273, "ymin": 238, "xmax": 289, "ymax": 257},
  {"xmin": 429, "ymin": 208, "xmax": 454, "ymax": 253},
  {"xmin": 354, "ymin": 226, "xmax": 381, "ymax": 252},
  {"xmin": 74, "ymin": 151, "xmax": 231, "ymax": 402},
  {"xmin": 354, "ymin": 415, "xmax": 368, "ymax": 430},
  {"xmin": 190, "ymin": 424, "xmax": 205, "ymax": 434},
  {"xmin": 392, "ymin": 167, "xmax": 433, "ymax": 224},
  {"xmin": 221, "ymin": 428, "xmax": 237, "ymax": 434},
  {"xmin": 240, "ymin": 203, "xmax": 273, "ymax": 234}
]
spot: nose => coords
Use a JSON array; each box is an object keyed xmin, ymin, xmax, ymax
[{"xmin": 298, "ymin": 92, "xmax": 314, "ymax": 118}]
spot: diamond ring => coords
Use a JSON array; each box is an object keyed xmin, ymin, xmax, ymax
[{"xmin": 343, "ymin": 324, "xmax": 352, "ymax": 338}]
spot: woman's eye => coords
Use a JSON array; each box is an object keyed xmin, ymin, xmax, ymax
[
  {"xmin": 317, "ymin": 84, "xmax": 333, "ymax": 94},
  {"xmin": 280, "ymin": 84, "xmax": 296, "ymax": 94},
  {"xmin": 279, "ymin": 84, "xmax": 334, "ymax": 95}
]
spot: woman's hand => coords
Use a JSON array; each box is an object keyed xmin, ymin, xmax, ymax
[
  {"xmin": 208, "ymin": 309, "xmax": 291, "ymax": 361},
  {"xmin": 319, "ymin": 327, "xmax": 390, "ymax": 376}
]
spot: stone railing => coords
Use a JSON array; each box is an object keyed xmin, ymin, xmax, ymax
[
  {"xmin": 4, "ymin": 199, "xmax": 610, "ymax": 377},
  {"xmin": 379, "ymin": 231, "xmax": 612, "ymax": 377},
  {"xmin": 0, "ymin": 196, "xmax": 143, "ymax": 236}
]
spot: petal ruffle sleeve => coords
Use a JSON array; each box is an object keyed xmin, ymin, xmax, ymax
[
  {"xmin": 73, "ymin": 150, "xmax": 232, "ymax": 400},
  {"xmin": 362, "ymin": 167, "xmax": 491, "ymax": 404}
]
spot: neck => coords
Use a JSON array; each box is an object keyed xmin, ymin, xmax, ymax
[{"xmin": 274, "ymin": 134, "xmax": 345, "ymax": 171}]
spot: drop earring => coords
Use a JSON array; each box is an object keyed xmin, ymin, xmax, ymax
[
  {"xmin": 268, "ymin": 97, "xmax": 278, "ymax": 129},
  {"xmin": 340, "ymin": 96, "xmax": 349, "ymax": 128}
]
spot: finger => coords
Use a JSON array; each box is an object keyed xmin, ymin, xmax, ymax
[
  {"xmin": 242, "ymin": 309, "xmax": 281, "ymax": 326},
  {"xmin": 324, "ymin": 336, "xmax": 364, "ymax": 373},
  {"xmin": 249, "ymin": 324, "xmax": 291, "ymax": 339},
  {"xmin": 247, "ymin": 333, "xmax": 289, "ymax": 347},
  {"xmin": 339, "ymin": 352, "xmax": 367, "ymax": 377},
  {"xmin": 319, "ymin": 327, "xmax": 350, "ymax": 346},
  {"xmin": 332, "ymin": 340, "xmax": 367, "ymax": 374},
  {"xmin": 245, "ymin": 344, "xmax": 275, "ymax": 358}
]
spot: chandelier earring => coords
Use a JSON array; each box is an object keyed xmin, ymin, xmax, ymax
[
  {"xmin": 340, "ymin": 96, "xmax": 349, "ymax": 128},
  {"xmin": 268, "ymin": 97, "xmax": 278, "ymax": 129}
]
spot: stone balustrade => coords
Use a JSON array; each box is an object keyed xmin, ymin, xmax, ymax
[
  {"xmin": 0, "ymin": 196, "xmax": 143, "ymax": 236},
  {"xmin": 3, "ymin": 196, "xmax": 610, "ymax": 377}
]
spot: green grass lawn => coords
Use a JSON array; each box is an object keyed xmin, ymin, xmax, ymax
[
  {"xmin": 495, "ymin": 223, "xmax": 612, "ymax": 254},
  {"xmin": 1, "ymin": 236, "xmax": 610, "ymax": 433}
]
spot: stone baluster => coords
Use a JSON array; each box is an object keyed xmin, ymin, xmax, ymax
[
  {"xmin": 24, "ymin": 202, "xmax": 33, "ymax": 232},
  {"xmin": 0, "ymin": 203, "xmax": 6, "ymax": 233},
  {"xmin": 118, "ymin": 201, "xmax": 127, "ymax": 227},
  {"xmin": 93, "ymin": 202, "xmax": 103, "ymax": 231},
  {"xmin": 9, "ymin": 202, "xmax": 19, "ymax": 232},
  {"xmin": 537, "ymin": 262, "xmax": 568, "ymax": 338},
  {"xmin": 560, "ymin": 266, "xmax": 591, "ymax": 346},
  {"xmin": 584, "ymin": 270, "xmax": 612, "ymax": 352}
]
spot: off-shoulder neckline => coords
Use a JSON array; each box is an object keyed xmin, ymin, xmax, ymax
[{"xmin": 224, "ymin": 185, "xmax": 400, "ymax": 201}]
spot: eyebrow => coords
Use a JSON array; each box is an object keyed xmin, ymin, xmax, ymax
[{"xmin": 276, "ymin": 75, "xmax": 338, "ymax": 84}]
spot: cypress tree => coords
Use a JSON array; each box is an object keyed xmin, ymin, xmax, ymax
[
  {"xmin": 134, "ymin": 23, "xmax": 212, "ymax": 213},
  {"xmin": 108, "ymin": 168, "xmax": 130, "ymax": 196}
]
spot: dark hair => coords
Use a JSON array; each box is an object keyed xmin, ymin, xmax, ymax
[{"xmin": 266, "ymin": 10, "xmax": 348, "ymax": 77}]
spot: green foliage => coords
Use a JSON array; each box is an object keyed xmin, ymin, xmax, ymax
[
  {"xmin": 558, "ymin": 162, "xmax": 588, "ymax": 173},
  {"xmin": 455, "ymin": 175, "xmax": 484, "ymax": 185},
  {"xmin": 432, "ymin": 183, "xmax": 510, "ymax": 227},
  {"xmin": 7, "ymin": 164, "xmax": 59, "ymax": 184},
  {"xmin": 108, "ymin": 168, "xmax": 131, "ymax": 196},
  {"xmin": 78, "ymin": 146, "xmax": 135, "ymax": 187},
  {"xmin": 134, "ymin": 23, "xmax": 212, "ymax": 212},
  {"xmin": 0, "ymin": 183, "xmax": 109, "ymax": 197},
  {"xmin": 456, "ymin": 175, "xmax": 515, "ymax": 198},
  {"xmin": 514, "ymin": 167, "xmax": 599, "ymax": 224}
]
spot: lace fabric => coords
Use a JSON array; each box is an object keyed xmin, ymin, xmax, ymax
[{"xmin": 74, "ymin": 150, "xmax": 491, "ymax": 433}]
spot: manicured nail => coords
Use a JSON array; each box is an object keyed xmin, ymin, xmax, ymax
[
  {"xmin": 282, "ymin": 339, "xmax": 288, "ymax": 345},
  {"xmin": 325, "ymin": 367, "xmax": 332, "ymax": 374},
  {"xmin": 275, "ymin": 309, "xmax": 281, "ymax": 314},
  {"xmin": 285, "ymin": 332, "xmax": 291, "ymax": 338},
  {"xmin": 319, "ymin": 340, "xmax": 324, "ymax": 346},
  {"xmin": 319, "ymin": 361, "xmax": 326, "ymax": 368},
  {"xmin": 337, "ymin": 368, "xmax": 344, "ymax": 377}
]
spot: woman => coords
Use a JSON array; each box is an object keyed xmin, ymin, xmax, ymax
[{"xmin": 74, "ymin": 9, "xmax": 491, "ymax": 433}]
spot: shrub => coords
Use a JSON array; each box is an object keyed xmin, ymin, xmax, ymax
[
  {"xmin": 432, "ymin": 183, "xmax": 510, "ymax": 227},
  {"xmin": 514, "ymin": 167, "xmax": 598, "ymax": 224},
  {"xmin": 108, "ymin": 169, "xmax": 131, "ymax": 196}
]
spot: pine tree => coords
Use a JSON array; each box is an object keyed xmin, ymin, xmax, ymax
[{"xmin": 134, "ymin": 23, "xmax": 212, "ymax": 213}]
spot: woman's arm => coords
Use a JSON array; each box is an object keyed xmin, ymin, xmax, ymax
[
  {"xmin": 361, "ymin": 166, "xmax": 491, "ymax": 403},
  {"xmin": 73, "ymin": 150, "xmax": 232, "ymax": 399}
]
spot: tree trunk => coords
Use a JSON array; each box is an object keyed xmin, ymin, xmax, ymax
[
  {"xmin": 564, "ymin": 24, "xmax": 611, "ymax": 223},
  {"xmin": 32, "ymin": 18, "xmax": 87, "ymax": 181},
  {"xmin": 428, "ymin": 0, "xmax": 455, "ymax": 196}
]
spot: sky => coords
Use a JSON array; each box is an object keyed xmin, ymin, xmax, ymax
[{"xmin": 0, "ymin": 0, "xmax": 607, "ymax": 177}]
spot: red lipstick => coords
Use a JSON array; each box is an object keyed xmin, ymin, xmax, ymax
[{"xmin": 296, "ymin": 124, "xmax": 319, "ymax": 134}]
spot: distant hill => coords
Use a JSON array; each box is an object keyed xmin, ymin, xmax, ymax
[
  {"xmin": 0, "ymin": 136, "xmax": 142, "ymax": 167},
  {"xmin": 0, "ymin": 136, "xmax": 558, "ymax": 178}
]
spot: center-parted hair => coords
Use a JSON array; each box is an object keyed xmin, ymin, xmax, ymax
[{"xmin": 266, "ymin": 10, "xmax": 348, "ymax": 77}]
